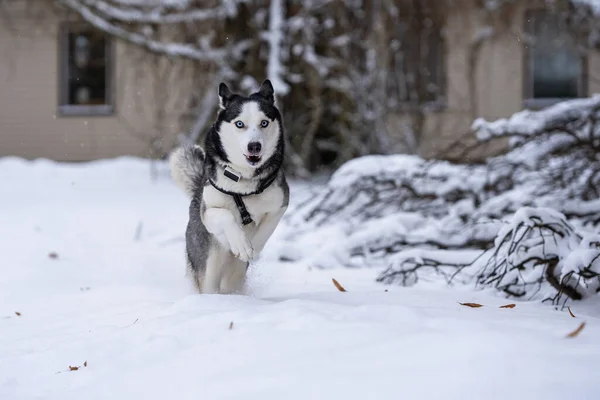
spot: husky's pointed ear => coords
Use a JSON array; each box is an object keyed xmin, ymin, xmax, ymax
[
  {"xmin": 218, "ymin": 82, "xmax": 233, "ymax": 109},
  {"xmin": 256, "ymin": 79, "xmax": 275, "ymax": 105}
]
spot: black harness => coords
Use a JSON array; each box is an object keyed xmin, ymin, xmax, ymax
[{"xmin": 208, "ymin": 168, "xmax": 279, "ymax": 226}]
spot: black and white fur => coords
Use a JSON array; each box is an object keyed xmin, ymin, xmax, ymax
[{"xmin": 169, "ymin": 80, "xmax": 289, "ymax": 294}]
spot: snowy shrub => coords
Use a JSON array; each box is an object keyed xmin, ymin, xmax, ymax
[
  {"xmin": 471, "ymin": 207, "xmax": 597, "ymax": 304},
  {"xmin": 278, "ymin": 96, "xmax": 600, "ymax": 304},
  {"xmin": 376, "ymin": 207, "xmax": 600, "ymax": 304},
  {"xmin": 278, "ymin": 155, "xmax": 499, "ymax": 270}
]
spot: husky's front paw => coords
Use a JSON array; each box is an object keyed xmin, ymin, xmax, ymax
[{"xmin": 227, "ymin": 229, "xmax": 254, "ymax": 262}]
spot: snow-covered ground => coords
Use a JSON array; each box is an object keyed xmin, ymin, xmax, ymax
[{"xmin": 0, "ymin": 157, "xmax": 599, "ymax": 400}]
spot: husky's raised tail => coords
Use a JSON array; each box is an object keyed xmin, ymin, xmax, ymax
[{"xmin": 169, "ymin": 145, "xmax": 205, "ymax": 198}]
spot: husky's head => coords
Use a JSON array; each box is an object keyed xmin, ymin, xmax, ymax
[{"xmin": 211, "ymin": 80, "xmax": 282, "ymax": 172}]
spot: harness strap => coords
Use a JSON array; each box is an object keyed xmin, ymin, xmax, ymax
[
  {"xmin": 208, "ymin": 168, "xmax": 279, "ymax": 226},
  {"xmin": 232, "ymin": 194, "xmax": 254, "ymax": 225}
]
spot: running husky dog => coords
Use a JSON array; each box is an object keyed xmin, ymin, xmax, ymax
[{"xmin": 169, "ymin": 80, "xmax": 289, "ymax": 294}]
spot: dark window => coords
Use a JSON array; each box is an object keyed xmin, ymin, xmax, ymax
[
  {"xmin": 525, "ymin": 11, "xmax": 585, "ymax": 107},
  {"xmin": 59, "ymin": 24, "xmax": 114, "ymax": 116}
]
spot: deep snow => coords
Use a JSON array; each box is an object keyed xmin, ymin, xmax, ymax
[{"xmin": 0, "ymin": 157, "xmax": 599, "ymax": 400}]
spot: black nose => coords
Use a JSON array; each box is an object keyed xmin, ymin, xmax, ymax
[{"xmin": 247, "ymin": 142, "xmax": 262, "ymax": 154}]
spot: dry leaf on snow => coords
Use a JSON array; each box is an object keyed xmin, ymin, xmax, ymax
[
  {"xmin": 459, "ymin": 302, "xmax": 483, "ymax": 308},
  {"xmin": 568, "ymin": 307, "xmax": 576, "ymax": 318},
  {"xmin": 229, "ymin": 322, "xmax": 234, "ymax": 330},
  {"xmin": 566, "ymin": 322, "xmax": 586, "ymax": 338},
  {"xmin": 15, "ymin": 312, "xmax": 21, "ymax": 316},
  {"xmin": 499, "ymin": 304, "xmax": 516, "ymax": 309},
  {"xmin": 332, "ymin": 278, "xmax": 347, "ymax": 292},
  {"xmin": 56, "ymin": 361, "xmax": 87, "ymax": 374}
]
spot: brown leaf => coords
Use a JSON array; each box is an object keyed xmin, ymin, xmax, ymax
[
  {"xmin": 568, "ymin": 307, "xmax": 576, "ymax": 318},
  {"xmin": 499, "ymin": 304, "xmax": 516, "ymax": 309},
  {"xmin": 83, "ymin": 361, "xmax": 87, "ymax": 367},
  {"xmin": 48, "ymin": 252, "xmax": 59, "ymax": 259},
  {"xmin": 229, "ymin": 321, "xmax": 234, "ymax": 330},
  {"xmin": 332, "ymin": 278, "xmax": 347, "ymax": 292},
  {"xmin": 15, "ymin": 312, "xmax": 21, "ymax": 316},
  {"xmin": 566, "ymin": 322, "xmax": 586, "ymax": 338},
  {"xmin": 69, "ymin": 366, "xmax": 79, "ymax": 371},
  {"xmin": 459, "ymin": 302, "xmax": 483, "ymax": 308}
]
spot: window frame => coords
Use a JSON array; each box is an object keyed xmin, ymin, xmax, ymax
[
  {"xmin": 57, "ymin": 22, "xmax": 116, "ymax": 117},
  {"xmin": 523, "ymin": 9, "xmax": 587, "ymax": 109}
]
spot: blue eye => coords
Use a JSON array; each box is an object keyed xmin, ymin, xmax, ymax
[
  {"xmin": 260, "ymin": 120, "xmax": 269, "ymax": 128},
  {"xmin": 235, "ymin": 121, "xmax": 245, "ymax": 129}
]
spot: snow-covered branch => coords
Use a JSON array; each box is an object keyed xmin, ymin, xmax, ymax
[
  {"xmin": 78, "ymin": 0, "xmax": 240, "ymax": 24},
  {"xmin": 276, "ymin": 96, "xmax": 600, "ymax": 304},
  {"xmin": 473, "ymin": 95, "xmax": 600, "ymax": 144},
  {"xmin": 473, "ymin": 208, "xmax": 584, "ymax": 302}
]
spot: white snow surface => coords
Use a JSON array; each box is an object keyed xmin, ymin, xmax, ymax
[{"xmin": 1, "ymin": 157, "xmax": 599, "ymax": 400}]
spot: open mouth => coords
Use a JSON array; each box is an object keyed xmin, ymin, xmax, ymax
[{"xmin": 245, "ymin": 155, "xmax": 262, "ymax": 165}]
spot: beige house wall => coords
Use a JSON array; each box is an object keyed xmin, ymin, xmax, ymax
[{"xmin": 0, "ymin": 8, "xmax": 191, "ymax": 161}]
